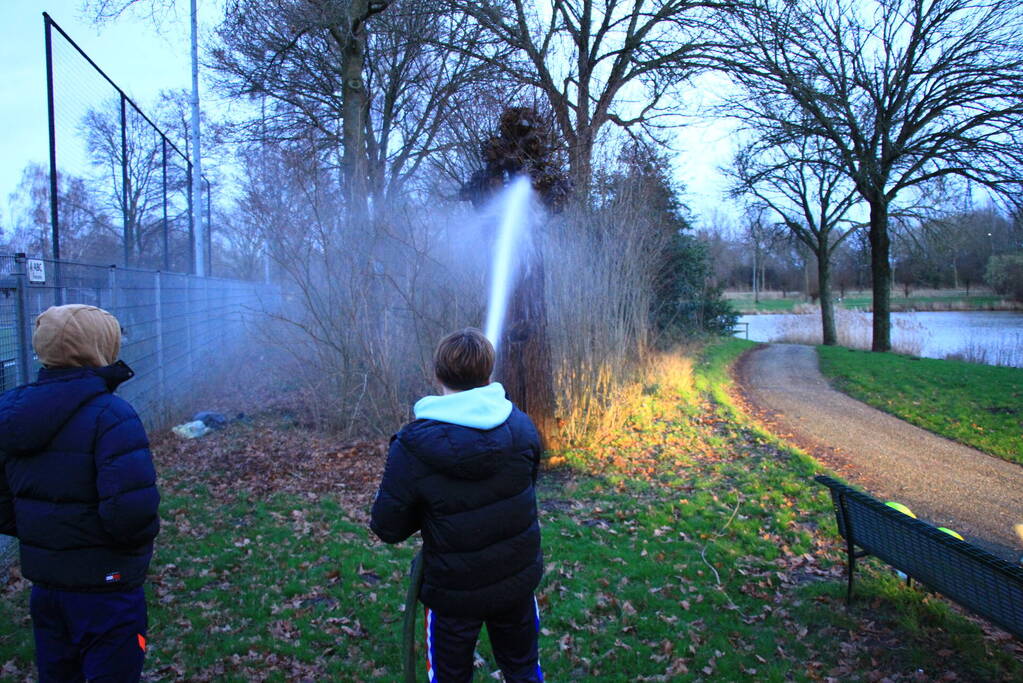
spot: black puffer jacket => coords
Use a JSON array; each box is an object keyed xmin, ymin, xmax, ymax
[
  {"xmin": 370, "ymin": 394, "xmax": 543, "ymax": 618},
  {"xmin": 0, "ymin": 362, "xmax": 160, "ymax": 591}
]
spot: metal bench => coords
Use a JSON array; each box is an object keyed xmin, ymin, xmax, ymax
[{"xmin": 816, "ymin": 475, "xmax": 1023, "ymax": 639}]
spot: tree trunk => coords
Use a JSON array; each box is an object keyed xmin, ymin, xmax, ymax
[
  {"xmin": 804, "ymin": 255, "xmax": 811, "ymax": 300},
  {"xmin": 818, "ymin": 247, "xmax": 837, "ymax": 345},
  {"xmin": 341, "ymin": 2, "xmax": 371, "ymax": 224},
  {"xmin": 497, "ymin": 244, "xmax": 554, "ymax": 447},
  {"xmin": 568, "ymin": 129, "xmax": 594, "ymax": 201},
  {"xmin": 752, "ymin": 248, "xmax": 759, "ymax": 303},
  {"xmin": 869, "ymin": 200, "xmax": 892, "ymax": 352}
]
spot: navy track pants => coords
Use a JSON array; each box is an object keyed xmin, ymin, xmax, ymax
[
  {"xmin": 30, "ymin": 585, "xmax": 148, "ymax": 683},
  {"xmin": 424, "ymin": 594, "xmax": 543, "ymax": 683}
]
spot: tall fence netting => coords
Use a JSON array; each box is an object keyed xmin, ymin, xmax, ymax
[{"xmin": 46, "ymin": 14, "xmax": 200, "ymax": 273}]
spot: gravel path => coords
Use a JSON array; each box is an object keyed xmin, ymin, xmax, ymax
[{"xmin": 737, "ymin": 343, "xmax": 1023, "ymax": 562}]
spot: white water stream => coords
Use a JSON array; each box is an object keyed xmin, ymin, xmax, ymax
[{"xmin": 483, "ymin": 176, "xmax": 534, "ymax": 353}]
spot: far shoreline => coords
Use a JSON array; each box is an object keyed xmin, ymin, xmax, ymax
[{"xmin": 726, "ymin": 289, "xmax": 1021, "ymax": 315}]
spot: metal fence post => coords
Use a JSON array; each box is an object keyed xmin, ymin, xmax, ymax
[
  {"xmin": 108, "ymin": 266, "xmax": 117, "ymax": 317},
  {"xmin": 205, "ymin": 178, "xmax": 212, "ymax": 277},
  {"xmin": 121, "ymin": 94, "xmax": 129, "ymax": 268},
  {"xmin": 155, "ymin": 270, "xmax": 165, "ymax": 420},
  {"xmin": 186, "ymin": 277, "xmax": 193, "ymax": 382},
  {"xmin": 186, "ymin": 162, "xmax": 195, "ymax": 275},
  {"xmin": 44, "ymin": 14, "xmax": 59, "ymax": 263},
  {"xmin": 43, "ymin": 14, "xmax": 64, "ymax": 306},
  {"xmin": 162, "ymin": 137, "xmax": 169, "ymax": 272},
  {"xmin": 13, "ymin": 254, "xmax": 33, "ymax": 386},
  {"xmin": 203, "ymin": 276, "xmax": 210, "ymax": 364}
]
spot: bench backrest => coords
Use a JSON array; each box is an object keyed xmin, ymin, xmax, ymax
[{"xmin": 816, "ymin": 475, "xmax": 1023, "ymax": 639}]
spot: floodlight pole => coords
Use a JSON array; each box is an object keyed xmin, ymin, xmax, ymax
[{"xmin": 190, "ymin": 0, "xmax": 205, "ymax": 277}]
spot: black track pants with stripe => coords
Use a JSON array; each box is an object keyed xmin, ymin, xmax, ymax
[
  {"xmin": 424, "ymin": 595, "xmax": 543, "ymax": 683},
  {"xmin": 31, "ymin": 585, "xmax": 148, "ymax": 683}
]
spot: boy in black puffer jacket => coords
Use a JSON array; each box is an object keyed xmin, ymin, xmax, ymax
[
  {"xmin": 371, "ymin": 328, "xmax": 544, "ymax": 682},
  {"xmin": 0, "ymin": 304, "xmax": 160, "ymax": 682}
]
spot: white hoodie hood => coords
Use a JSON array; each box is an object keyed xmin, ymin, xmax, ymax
[{"xmin": 413, "ymin": 382, "xmax": 513, "ymax": 430}]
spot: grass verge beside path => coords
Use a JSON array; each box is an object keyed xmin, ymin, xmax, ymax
[
  {"xmin": 818, "ymin": 346, "xmax": 1023, "ymax": 465},
  {"xmin": 1, "ymin": 339, "xmax": 1020, "ymax": 680}
]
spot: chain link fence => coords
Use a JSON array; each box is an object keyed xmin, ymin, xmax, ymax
[{"xmin": 0, "ymin": 252, "xmax": 278, "ymax": 429}]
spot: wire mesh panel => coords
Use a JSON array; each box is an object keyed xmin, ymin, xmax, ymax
[
  {"xmin": 43, "ymin": 14, "xmax": 200, "ymax": 274},
  {"xmin": 166, "ymin": 145, "xmax": 194, "ymax": 274},
  {"xmin": 0, "ymin": 255, "xmax": 20, "ymax": 392},
  {"xmin": 0, "ymin": 253, "xmax": 278, "ymax": 430},
  {"xmin": 47, "ymin": 18, "xmax": 129, "ymax": 267},
  {"xmin": 115, "ymin": 268, "xmax": 162, "ymax": 419}
]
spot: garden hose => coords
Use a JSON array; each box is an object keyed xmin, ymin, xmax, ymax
[{"xmin": 403, "ymin": 551, "xmax": 425, "ymax": 683}]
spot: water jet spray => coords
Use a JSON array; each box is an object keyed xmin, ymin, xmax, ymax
[{"xmin": 484, "ymin": 176, "xmax": 534, "ymax": 352}]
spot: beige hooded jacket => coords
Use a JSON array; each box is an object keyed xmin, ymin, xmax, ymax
[{"xmin": 32, "ymin": 305, "xmax": 122, "ymax": 369}]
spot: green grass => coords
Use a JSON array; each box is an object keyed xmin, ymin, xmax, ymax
[
  {"xmin": 749, "ymin": 299, "xmax": 799, "ymax": 312},
  {"xmin": 727, "ymin": 292, "xmax": 1009, "ymax": 314},
  {"xmin": 838, "ymin": 294, "xmax": 1005, "ymax": 310},
  {"xmin": 725, "ymin": 296, "xmax": 799, "ymax": 313},
  {"xmin": 1, "ymin": 339, "xmax": 1020, "ymax": 680},
  {"xmin": 818, "ymin": 346, "xmax": 1023, "ymax": 464}
]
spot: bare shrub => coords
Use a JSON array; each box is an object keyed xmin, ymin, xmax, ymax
[
  {"xmin": 237, "ymin": 147, "xmax": 491, "ymax": 437},
  {"xmin": 544, "ymin": 209, "xmax": 665, "ymax": 449}
]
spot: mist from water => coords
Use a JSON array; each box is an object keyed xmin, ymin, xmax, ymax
[{"xmin": 484, "ymin": 176, "xmax": 534, "ymax": 352}]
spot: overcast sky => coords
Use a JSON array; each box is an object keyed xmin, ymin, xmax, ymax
[{"xmin": 1, "ymin": 1, "xmax": 738, "ymax": 233}]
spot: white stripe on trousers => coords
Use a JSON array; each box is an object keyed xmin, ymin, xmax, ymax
[{"xmin": 425, "ymin": 606, "xmax": 436, "ymax": 682}]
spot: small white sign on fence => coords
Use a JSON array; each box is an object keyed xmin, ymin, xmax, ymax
[{"xmin": 27, "ymin": 259, "xmax": 46, "ymax": 284}]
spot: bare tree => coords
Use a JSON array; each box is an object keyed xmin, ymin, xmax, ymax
[
  {"xmin": 728, "ymin": 135, "xmax": 859, "ymax": 344},
  {"xmin": 438, "ymin": 0, "xmax": 721, "ymax": 195},
  {"xmin": 81, "ymin": 0, "xmax": 177, "ymax": 24},
  {"xmin": 720, "ymin": 0, "xmax": 1023, "ymax": 351},
  {"xmin": 363, "ymin": 4, "xmax": 510, "ymax": 202},
  {"xmin": 227, "ymin": 138, "xmax": 499, "ymax": 434},
  {"xmin": 212, "ymin": 0, "xmax": 392, "ymax": 221},
  {"xmin": 83, "ymin": 101, "xmax": 168, "ymax": 267},
  {"xmin": 740, "ymin": 204, "xmax": 787, "ymax": 304},
  {"xmin": 6, "ymin": 164, "xmax": 116, "ymax": 262},
  {"xmin": 210, "ymin": 1, "xmax": 499, "ymax": 214},
  {"xmin": 894, "ymin": 202, "xmax": 1012, "ymax": 292},
  {"xmin": 81, "ymin": 0, "xmax": 211, "ymax": 273}
]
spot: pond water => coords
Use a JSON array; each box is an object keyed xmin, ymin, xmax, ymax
[{"xmin": 736, "ymin": 311, "xmax": 1023, "ymax": 368}]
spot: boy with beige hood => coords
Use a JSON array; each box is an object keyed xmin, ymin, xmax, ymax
[{"xmin": 0, "ymin": 304, "xmax": 160, "ymax": 682}]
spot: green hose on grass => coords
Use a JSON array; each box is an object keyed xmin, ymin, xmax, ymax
[{"xmin": 403, "ymin": 551, "xmax": 425, "ymax": 683}]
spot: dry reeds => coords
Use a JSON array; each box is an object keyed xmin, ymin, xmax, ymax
[
  {"xmin": 543, "ymin": 199, "xmax": 669, "ymax": 450},
  {"xmin": 774, "ymin": 308, "xmax": 926, "ymax": 355},
  {"xmin": 944, "ymin": 333, "xmax": 1023, "ymax": 367}
]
